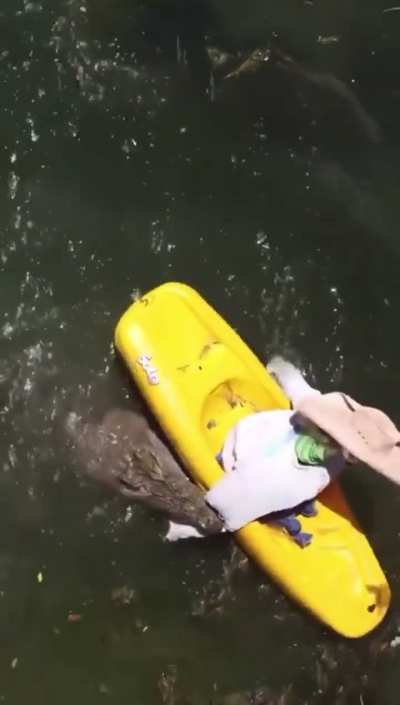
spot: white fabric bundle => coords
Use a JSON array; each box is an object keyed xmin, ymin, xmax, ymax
[{"xmin": 205, "ymin": 409, "xmax": 330, "ymax": 531}]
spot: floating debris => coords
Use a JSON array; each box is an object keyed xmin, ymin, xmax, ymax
[
  {"xmin": 37, "ymin": 571, "xmax": 43, "ymax": 584},
  {"xmin": 134, "ymin": 618, "xmax": 149, "ymax": 633},
  {"xmin": 317, "ymin": 35, "xmax": 340, "ymax": 44},
  {"xmin": 11, "ymin": 658, "xmax": 18, "ymax": 670},
  {"xmin": 67, "ymin": 612, "xmax": 83, "ymax": 623}
]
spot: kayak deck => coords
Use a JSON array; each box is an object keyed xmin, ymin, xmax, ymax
[{"xmin": 115, "ymin": 281, "xmax": 390, "ymax": 637}]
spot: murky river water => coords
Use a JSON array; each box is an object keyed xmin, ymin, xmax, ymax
[{"xmin": 2, "ymin": 1, "xmax": 400, "ymax": 703}]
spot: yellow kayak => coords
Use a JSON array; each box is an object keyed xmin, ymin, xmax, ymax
[{"xmin": 114, "ymin": 281, "xmax": 390, "ymax": 637}]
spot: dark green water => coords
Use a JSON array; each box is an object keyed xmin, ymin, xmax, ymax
[{"xmin": 2, "ymin": 1, "xmax": 400, "ymax": 703}]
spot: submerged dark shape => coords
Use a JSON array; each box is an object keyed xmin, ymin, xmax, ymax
[
  {"xmin": 220, "ymin": 45, "xmax": 382, "ymax": 146},
  {"xmin": 272, "ymin": 48, "xmax": 382, "ymax": 145},
  {"xmin": 66, "ymin": 408, "xmax": 223, "ymax": 535}
]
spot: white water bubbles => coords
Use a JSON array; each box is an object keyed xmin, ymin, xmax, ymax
[
  {"xmin": 26, "ymin": 116, "xmax": 40, "ymax": 143},
  {"xmin": 1, "ymin": 203, "xmax": 38, "ymax": 270},
  {"xmin": 259, "ymin": 264, "xmax": 297, "ymax": 351},
  {"xmin": 255, "ymin": 230, "xmax": 272, "ymax": 268},
  {"xmin": 148, "ymin": 219, "xmax": 177, "ymax": 269},
  {"xmin": 150, "ymin": 220, "xmax": 164, "ymax": 255},
  {"xmin": 22, "ymin": 0, "xmax": 43, "ymax": 13},
  {"xmin": 0, "ymin": 337, "xmax": 64, "ymax": 508},
  {"xmin": 3, "ymin": 341, "xmax": 48, "ymax": 416},
  {"xmin": 255, "ymin": 230, "xmax": 345, "ymax": 383},
  {"xmin": 121, "ymin": 137, "xmax": 138, "ymax": 159},
  {"xmin": 50, "ymin": 12, "xmax": 104, "ymax": 106},
  {"xmin": 8, "ymin": 172, "xmax": 20, "ymax": 201},
  {"xmin": 255, "ymin": 229, "xmax": 279, "ymax": 277},
  {"xmin": 1, "ymin": 271, "xmax": 58, "ymax": 342},
  {"xmin": 1, "ymin": 274, "xmax": 63, "ymax": 492},
  {"xmin": 2, "ymin": 142, "xmax": 35, "ymax": 267},
  {"xmin": 129, "ymin": 288, "xmax": 142, "ymax": 302},
  {"xmin": 49, "ymin": 15, "xmax": 68, "ymax": 57},
  {"xmin": 324, "ymin": 284, "xmax": 345, "ymax": 385}
]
